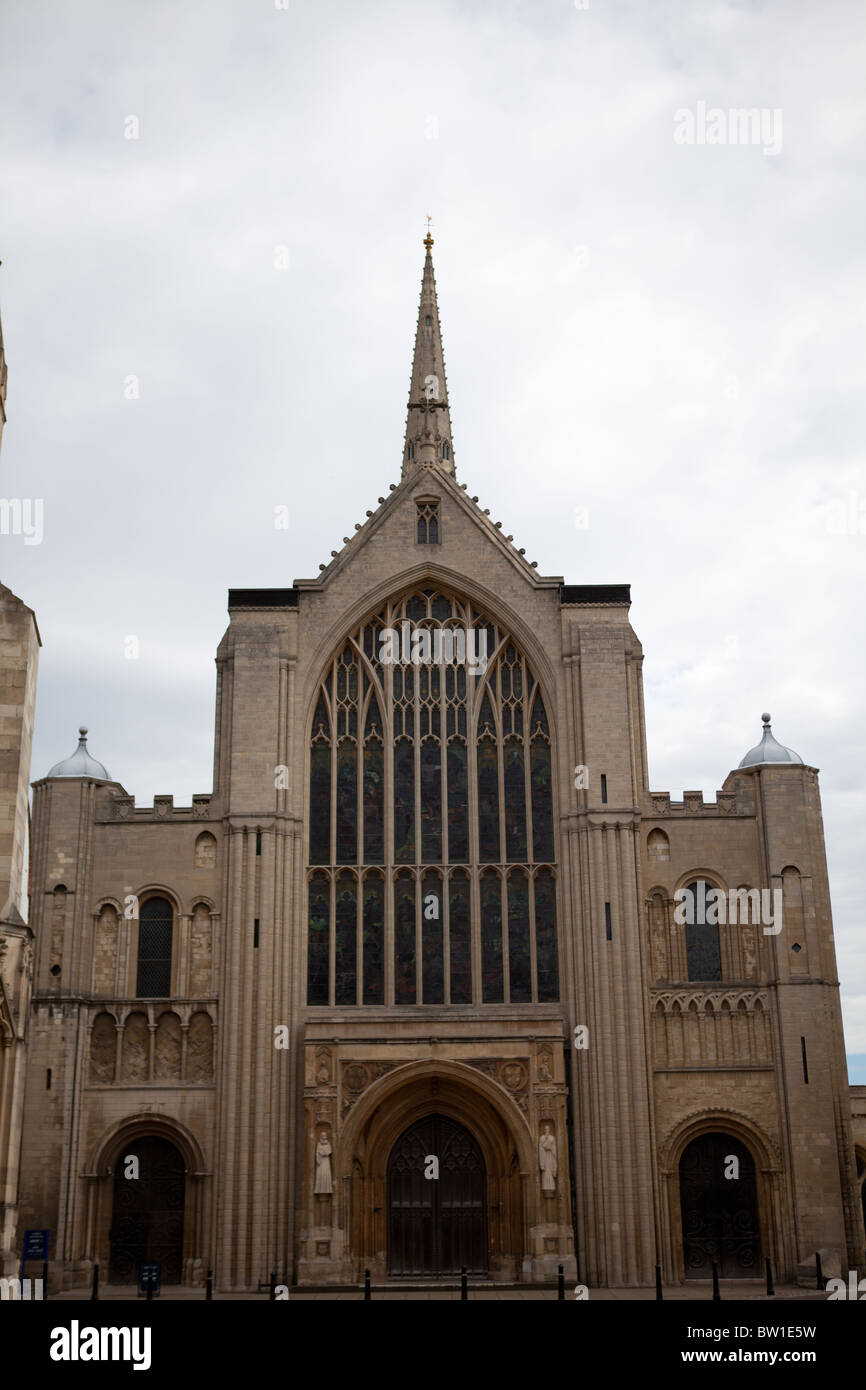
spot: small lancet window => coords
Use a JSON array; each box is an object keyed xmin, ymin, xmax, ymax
[
  {"xmin": 441, "ymin": 441, "xmax": 450, "ymax": 461},
  {"xmin": 416, "ymin": 501, "xmax": 440, "ymax": 544}
]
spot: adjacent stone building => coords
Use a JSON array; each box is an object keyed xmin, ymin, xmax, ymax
[
  {"xmin": 0, "ymin": 303, "xmax": 42, "ymax": 1277},
  {"xmin": 14, "ymin": 238, "xmax": 866, "ymax": 1289}
]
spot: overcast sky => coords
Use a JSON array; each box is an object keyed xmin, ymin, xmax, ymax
[{"xmin": 1, "ymin": 0, "xmax": 864, "ymax": 1075}]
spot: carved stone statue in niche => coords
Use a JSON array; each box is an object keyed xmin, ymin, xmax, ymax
[
  {"xmin": 317, "ymin": 1056, "xmax": 331, "ymax": 1085},
  {"xmin": 314, "ymin": 1131, "xmax": 333, "ymax": 1194},
  {"xmin": 538, "ymin": 1122, "xmax": 557, "ymax": 1193},
  {"xmin": 538, "ymin": 1052, "xmax": 552, "ymax": 1082}
]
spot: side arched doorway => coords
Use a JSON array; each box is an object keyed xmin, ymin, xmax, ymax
[
  {"xmin": 387, "ymin": 1113, "xmax": 487, "ymax": 1277},
  {"xmin": 108, "ymin": 1136, "xmax": 185, "ymax": 1284},
  {"xmin": 679, "ymin": 1132, "xmax": 760, "ymax": 1278}
]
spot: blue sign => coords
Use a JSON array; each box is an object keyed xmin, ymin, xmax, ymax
[
  {"xmin": 21, "ymin": 1229, "xmax": 50, "ymax": 1261},
  {"xmin": 139, "ymin": 1262, "xmax": 160, "ymax": 1296}
]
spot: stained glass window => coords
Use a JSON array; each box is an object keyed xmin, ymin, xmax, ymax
[
  {"xmin": 306, "ymin": 586, "xmax": 559, "ymax": 1005},
  {"xmin": 535, "ymin": 867, "xmax": 559, "ymax": 1002},
  {"xmin": 480, "ymin": 869, "xmax": 504, "ymax": 1002},
  {"xmin": 394, "ymin": 870, "xmax": 416, "ymax": 1003},
  {"xmin": 307, "ymin": 872, "xmax": 329, "ymax": 1005},
  {"xmin": 362, "ymin": 873, "xmax": 385, "ymax": 1004},
  {"xmin": 335, "ymin": 872, "xmax": 357, "ymax": 1005},
  {"xmin": 422, "ymin": 869, "xmax": 444, "ymax": 1003},
  {"xmin": 448, "ymin": 870, "xmax": 471, "ymax": 1004},
  {"xmin": 507, "ymin": 869, "xmax": 532, "ymax": 1003}
]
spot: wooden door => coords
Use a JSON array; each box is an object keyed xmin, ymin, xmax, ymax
[
  {"xmin": 388, "ymin": 1114, "xmax": 487, "ymax": 1277},
  {"xmin": 109, "ymin": 1137, "xmax": 185, "ymax": 1284},
  {"xmin": 680, "ymin": 1133, "xmax": 760, "ymax": 1278}
]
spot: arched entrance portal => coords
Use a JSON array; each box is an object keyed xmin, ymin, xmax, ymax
[
  {"xmin": 388, "ymin": 1114, "xmax": 487, "ymax": 1277},
  {"xmin": 679, "ymin": 1132, "xmax": 760, "ymax": 1278},
  {"xmin": 108, "ymin": 1136, "xmax": 185, "ymax": 1284}
]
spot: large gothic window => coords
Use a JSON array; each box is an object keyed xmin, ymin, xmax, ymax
[{"xmin": 306, "ymin": 586, "xmax": 559, "ymax": 1005}]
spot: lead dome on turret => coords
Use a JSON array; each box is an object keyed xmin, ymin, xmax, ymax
[
  {"xmin": 47, "ymin": 727, "xmax": 112, "ymax": 780},
  {"xmin": 738, "ymin": 713, "xmax": 803, "ymax": 768}
]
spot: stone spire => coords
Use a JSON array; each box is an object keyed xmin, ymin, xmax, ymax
[{"xmin": 402, "ymin": 225, "xmax": 455, "ymax": 479}]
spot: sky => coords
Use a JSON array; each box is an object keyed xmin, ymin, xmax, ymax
[{"xmin": 0, "ymin": 0, "xmax": 864, "ymax": 1074}]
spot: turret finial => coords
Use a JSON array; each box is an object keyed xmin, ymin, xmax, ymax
[{"xmin": 424, "ymin": 214, "xmax": 433, "ymax": 253}]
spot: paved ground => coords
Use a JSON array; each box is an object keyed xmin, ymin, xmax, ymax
[{"xmin": 45, "ymin": 1281, "xmax": 828, "ymax": 1301}]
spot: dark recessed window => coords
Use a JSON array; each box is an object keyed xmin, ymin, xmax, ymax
[
  {"xmin": 600, "ymin": 773, "xmax": 608, "ymax": 804},
  {"xmin": 416, "ymin": 501, "xmax": 440, "ymax": 544},
  {"xmin": 683, "ymin": 879, "xmax": 723, "ymax": 982},
  {"xmin": 136, "ymin": 897, "xmax": 173, "ymax": 997},
  {"xmin": 407, "ymin": 442, "xmax": 415, "ymax": 461},
  {"xmin": 605, "ymin": 902, "xmax": 612, "ymax": 940},
  {"xmin": 425, "ymin": 315, "xmax": 432, "ymax": 326},
  {"xmin": 441, "ymin": 441, "xmax": 450, "ymax": 461}
]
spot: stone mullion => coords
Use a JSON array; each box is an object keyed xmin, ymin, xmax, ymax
[
  {"xmin": 328, "ymin": 660, "xmax": 337, "ymax": 866},
  {"xmin": 492, "ymin": 672, "xmax": 506, "ymax": 997},
  {"xmin": 522, "ymin": 665, "xmax": 533, "ymax": 863},
  {"xmin": 443, "ymin": 866, "xmax": 452, "ymax": 1005},
  {"xmin": 328, "ymin": 870, "xmax": 336, "ymax": 1009},
  {"xmin": 415, "ymin": 868, "xmax": 423, "ymax": 1003},
  {"xmin": 383, "ymin": 655, "xmax": 395, "ymax": 1006},
  {"xmin": 528, "ymin": 865, "xmax": 539, "ymax": 1002},
  {"xmin": 354, "ymin": 685, "xmax": 366, "ymax": 1010},
  {"xmin": 466, "ymin": 663, "xmax": 481, "ymax": 1005},
  {"xmin": 497, "ymin": 867, "xmax": 511, "ymax": 1000},
  {"xmin": 438, "ymin": 658, "xmax": 450, "ymax": 1001},
  {"xmin": 355, "ymin": 866, "xmax": 363, "ymax": 1007},
  {"xmin": 438, "ymin": 659, "xmax": 448, "ymax": 872}
]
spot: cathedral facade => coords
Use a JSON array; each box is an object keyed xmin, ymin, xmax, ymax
[{"xmin": 13, "ymin": 240, "xmax": 866, "ymax": 1290}]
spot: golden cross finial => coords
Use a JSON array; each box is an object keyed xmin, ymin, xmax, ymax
[{"xmin": 424, "ymin": 214, "xmax": 434, "ymax": 252}]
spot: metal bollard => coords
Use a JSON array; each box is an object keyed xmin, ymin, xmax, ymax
[
  {"xmin": 655, "ymin": 1264, "xmax": 663, "ymax": 1301},
  {"xmin": 91, "ymin": 1262, "xmax": 99, "ymax": 1301},
  {"xmin": 557, "ymin": 1264, "xmax": 564, "ymax": 1301},
  {"xmin": 461, "ymin": 1266, "xmax": 467, "ymax": 1301},
  {"xmin": 146, "ymin": 1270, "xmax": 154, "ymax": 1302},
  {"xmin": 269, "ymin": 1270, "xmax": 276, "ymax": 1301},
  {"xmin": 711, "ymin": 1261, "xmax": 720, "ymax": 1301},
  {"xmin": 364, "ymin": 1268, "xmax": 371, "ymax": 1301},
  {"xmin": 815, "ymin": 1252, "xmax": 823, "ymax": 1290},
  {"xmin": 206, "ymin": 1268, "xmax": 213, "ymax": 1300},
  {"xmin": 765, "ymin": 1256, "xmax": 775, "ymax": 1297}
]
